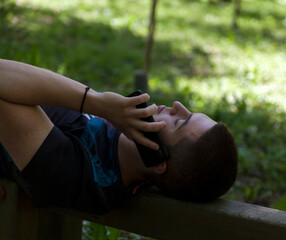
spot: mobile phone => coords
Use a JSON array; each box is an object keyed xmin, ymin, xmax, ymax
[{"xmin": 127, "ymin": 90, "xmax": 169, "ymax": 167}]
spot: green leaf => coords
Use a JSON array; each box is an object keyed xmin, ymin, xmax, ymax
[
  {"xmin": 272, "ymin": 194, "xmax": 286, "ymax": 211},
  {"xmin": 90, "ymin": 223, "xmax": 108, "ymax": 240},
  {"xmin": 107, "ymin": 226, "xmax": 122, "ymax": 240}
]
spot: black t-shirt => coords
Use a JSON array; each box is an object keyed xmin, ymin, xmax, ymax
[{"xmin": 0, "ymin": 106, "xmax": 131, "ymax": 214}]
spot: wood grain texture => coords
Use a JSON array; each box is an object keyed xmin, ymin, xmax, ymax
[
  {"xmin": 0, "ymin": 179, "xmax": 18, "ymax": 240},
  {"xmin": 0, "ymin": 179, "xmax": 82, "ymax": 240},
  {"xmin": 1, "ymin": 179, "xmax": 286, "ymax": 240},
  {"xmin": 49, "ymin": 186, "xmax": 286, "ymax": 240}
]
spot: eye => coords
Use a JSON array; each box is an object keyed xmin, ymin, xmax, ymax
[{"xmin": 175, "ymin": 119, "xmax": 180, "ymax": 125}]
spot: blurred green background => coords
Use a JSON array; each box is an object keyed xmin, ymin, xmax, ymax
[{"xmin": 1, "ymin": 0, "xmax": 286, "ymax": 239}]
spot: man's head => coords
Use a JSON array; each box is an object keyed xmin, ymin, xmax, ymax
[{"xmin": 147, "ymin": 101, "xmax": 238, "ymax": 202}]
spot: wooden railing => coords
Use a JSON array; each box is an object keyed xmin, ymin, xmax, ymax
[{"xmin": 1, "ymin": 178, "xmax": 286, "ymax": 240}]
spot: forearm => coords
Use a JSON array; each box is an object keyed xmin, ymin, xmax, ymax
[
  {"xmin": 0, "ymin": 59, "xmax": 94, "ymax": 111},
  {"xmin": 0, "ymin": 59, "xmax": 165, "ymax": 149}
]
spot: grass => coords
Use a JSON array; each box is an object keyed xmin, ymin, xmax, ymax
[{"xmin": 1, "ymin": 0, "xmax": 286, "ymax": 237}]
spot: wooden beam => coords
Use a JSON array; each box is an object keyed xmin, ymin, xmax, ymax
[
  {"xmin": 50, "ymin": 186, "xmax": 286, "ymax": 240},
  {"xmin": 2, "ymin": 179, "xmax": 286, "ymax": 240},
  {"xmin": 0, "ymin": 179, "xmax": 82, "ymax": 240},
  {"xmin": 37, "ymin": 209, "xmax": 82, "ymax": 240},
  {"xmin": 15, "ymin": 186, "xmax": 39, "ymax": 240},
  {"xmin": 0, "ymin": 179, "xmax": 18, "ymax": 240}
]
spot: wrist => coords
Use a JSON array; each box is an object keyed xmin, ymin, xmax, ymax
[{"xmin": 84, "ymin": 89, "xmax": 105, "ymax": 117}]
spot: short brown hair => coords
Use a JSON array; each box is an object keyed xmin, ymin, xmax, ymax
[{"xmin": 147, "ymin": 123, "xmax": 238, "ymax": 202}]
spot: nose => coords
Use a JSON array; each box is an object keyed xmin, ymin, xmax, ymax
[{"xmin": 170, "ymin": 101, "xmax": 189, "ymax": 116}]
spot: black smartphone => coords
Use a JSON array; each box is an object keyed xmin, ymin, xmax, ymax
[{"xmin": 127, "ymin": 90, "xmax": 169, "ymax": 167}]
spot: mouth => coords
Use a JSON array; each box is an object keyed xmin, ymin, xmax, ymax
[{"xmin": 157, "ymin": 105, "xmax": 166, "ymax": 114}]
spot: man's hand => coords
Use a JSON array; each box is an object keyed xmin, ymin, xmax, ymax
[{"xmin": 94, "ymin": 92, "xmax": 166, "ymax": 150}]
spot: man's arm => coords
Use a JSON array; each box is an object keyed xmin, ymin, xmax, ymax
[{"xmin": 0, "ymin": 59, "xmax": 165, "ymax": 150}]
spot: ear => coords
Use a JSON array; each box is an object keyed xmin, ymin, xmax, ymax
[{"xmin": 151, "ymin": 161, "xmax": 167, "ymax": 175}]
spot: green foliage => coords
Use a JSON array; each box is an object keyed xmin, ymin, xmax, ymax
[
  {"xmin": 272, "ymin": 194, "xmax": 286, "ymax": 211},
  {"xmin": 82, "ymin": 222, "xmax": 154, "ymax": 240},
  {"xmin": 82, "ymin": 222, "xmax": 122, "ymax": 240}
]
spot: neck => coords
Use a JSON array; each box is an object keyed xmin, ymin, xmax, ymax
[{"xmin": 118, "ymin": 134, "xmax": 148, "ymax": 186}]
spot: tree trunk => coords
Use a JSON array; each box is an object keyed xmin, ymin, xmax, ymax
[{"xmin": 233, "ymin": 0, "xmax": 241, "ymax": 29}]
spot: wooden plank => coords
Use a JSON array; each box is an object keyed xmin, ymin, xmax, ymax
[
  {"xmin": 0, "ymin": 179, "xmax": 82, "ymax": 240},
  {"xmin": 0, "ymin": 179, "xmax": 18, "ymax": 240},
  {"xmin": 38, "ymin": 209, "xmax": 82, "ymax": 240},
  {"xmin": 49, "ymin": 186, "xmax": 286, "ymax": 240},
  {"xmin": 0, "ymin": 179, "xmax": 39, "ymax": 240},
  {"xmin": 2, "ymin": 178, "xmax": 286, "ymax": 240},
  {"xmin": 15, "ymin": 188, "xmax": 39, "ymax": 240}
]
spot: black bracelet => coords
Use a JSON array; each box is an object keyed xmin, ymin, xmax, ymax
[{"xmin": 80, "ymin": 86, "xmax": 90, "ymax": 113}]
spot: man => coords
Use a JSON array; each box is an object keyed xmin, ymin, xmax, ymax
[{"xmin": 0, "ymin": 59, "xmax": 238, "ymax": 214}]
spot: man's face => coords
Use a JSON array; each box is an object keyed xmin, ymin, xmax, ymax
[{"xmin": 153, "ymin": 101, "xmax": 217, "ymax": 146}]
